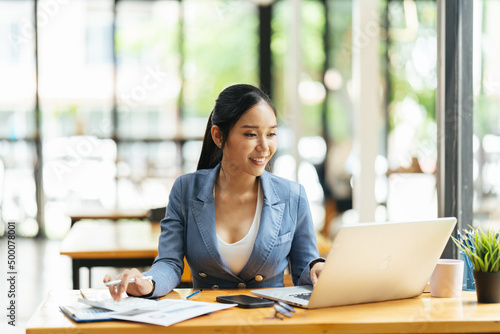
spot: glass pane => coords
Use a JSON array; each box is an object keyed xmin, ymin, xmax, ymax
[
  {"xmin": 474, "ymin": 0, "xmax": 500, "ymax": 226},
  {"xmin": 38, "ymin": 0, "xmax": 114, "ymax": 139},
  {"xmin": 387, "ymin": 0, "xmax": 438, "ymax": 173},
  {"xmin": 386, "ymin": 0, "xmax": 438, "ymax": 221},
  {"xmin": 0, "ymin": 1, "xmax": 38, "ymax": 237},
  {"xmin": 116, "ymin": 0, "xmax": 181, "ymax": 140},
  {"xmin": 0, "ymin": 140, "xmax": 38, "ymax": 237},
  {"xmin": 182, "ymin": 0, "xmax": 259, "ymax": 137},
  {"xmin": 326, "ymin": 0, "xmax": 353, "ymax": 143},
  {"xmin": 272, "ymin": 1, "xmax": 326, "ymax": 137},
  {"xmin": 0, "ymin": 0, "xmax": 36, "ymax": 140},
  {"xmin": 323, "ymin": 0, "xmax": 355, "ymax": 220},
  {"xmin": 271, "ymin": 1, "xmax": 327, "ymax": 229},
  {"xmin": 182, "ymin": 140, "xmax": 202, "ymax": 174},
  {"xmin": 299, "ymin": 1, "xmax": 326, "ymax": 137},
  {"xmin": 271, "ymin": 0, "xmax": 287, "ymax": 122},
  {"xmin": 43, "ymin": 136, "xmax": 117, "ymax": 238},
  {"xmin": 117, "ymin": 141, "xmax": 178, "ymax": 210}
]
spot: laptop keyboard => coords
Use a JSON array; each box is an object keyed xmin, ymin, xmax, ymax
[{"xmin": 290, "ymin": 292, "xmax": 311, "ymax": 301}]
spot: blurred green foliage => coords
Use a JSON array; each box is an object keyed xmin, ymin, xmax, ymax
[
  {"xmin": 182, "ymin": 1, "xmax": 259, "ymax": 118},
  {"xmin": 387, "ymin": 0, "xmax": 437, "ymax": 134}
]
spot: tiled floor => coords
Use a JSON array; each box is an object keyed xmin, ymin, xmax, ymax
[{"xmin": 0, "ymin": 237, "xmax": 122, "ymax": 334}]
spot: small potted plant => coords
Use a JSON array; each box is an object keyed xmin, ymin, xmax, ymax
[{"xmin": 453, "ymin": 227, "xmax": 500, "ymax": 303}]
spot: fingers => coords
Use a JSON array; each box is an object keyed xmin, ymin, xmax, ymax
[
  {"xmin": 103, "ymin": 274, "xmax": 113, "ymax": 284},
  {"xmin": 116, "ymin": 269, "xmax": 136, "ymax": 300},
  {"xmin": 111, "ymin": 284, "xmax": 121, "ymax": 301},
  {"xmin": 310, "ymin": 262, "xmax": 325, "ymax": 287},
  {"xmin": 103, "ymin": 269, "xmax": 146, "ymax": 301},
  {"xmin": 311, "ymin": 272, "xmax": 319, "ymax": 286},
  {"xmin": 103, "ymin": 274, "xmax": 121, "ymax": 301}
]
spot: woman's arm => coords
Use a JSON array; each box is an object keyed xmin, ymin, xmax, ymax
[
  {"xmin": 141, "ymin": 176, "xmax": 187, "ymax": 297},
  {"xmin": 288, "ymin": 183, "xmax": 325, "ymax": 286}
]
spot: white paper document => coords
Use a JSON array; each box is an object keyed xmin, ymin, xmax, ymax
[
  {"xmin": 110, "ymin": 299, "xmax": 236, "ymax": 326},
  {"xmin": 77, "ymin": 296, "xmax": 160, "ymax": 312}
]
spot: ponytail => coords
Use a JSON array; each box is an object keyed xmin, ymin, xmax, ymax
[{"xmin": 196, "ymin": 110, "xmax": 223, "ymax": 170}]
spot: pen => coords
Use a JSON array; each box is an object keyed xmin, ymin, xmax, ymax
[
  {"xmin": 104, "ymin": 275, "xmax": 153, "ymax": 286},
  {"xmin": 277, "ymin": 300, "xmax": 295, "ymax": 313},
  {"xmin": 185, "ymin": 289, "xmax": 202, "ymax": 299}
]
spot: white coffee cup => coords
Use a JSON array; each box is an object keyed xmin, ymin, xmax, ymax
[{"xmin": 430, "ymin": 259, "xmax": 464, "ymax": 298}]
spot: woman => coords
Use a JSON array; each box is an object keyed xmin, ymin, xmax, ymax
[{"xmin": 104, "ymin": 84, "xmax": 325, "ymax": 300}]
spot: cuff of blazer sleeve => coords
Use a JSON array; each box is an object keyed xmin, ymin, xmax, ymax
[
  {"xmin": 309, "ymin": 258, "xmax": 326, "ymax": 270},
  {"xmin": 142, "ymin": 263, "xmax": 182, "ymax": 298}
]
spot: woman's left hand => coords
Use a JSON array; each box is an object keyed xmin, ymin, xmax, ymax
[{"xmin": 310, "ymin": 262, "xmax": 325, "ymax": 286}]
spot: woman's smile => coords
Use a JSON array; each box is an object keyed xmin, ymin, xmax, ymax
[{"xmin": 249, "ymin": 156, "xmax": 269, "ymax": 165}]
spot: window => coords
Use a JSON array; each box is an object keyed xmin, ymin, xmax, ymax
[
  {"xmin": 1, "ymin": 0, "xmax": 493, "ymax": 239},
  {"xmin": 0, "ymin": 0, "xmax": 261, "ymax": 238},
  {"xmin": 0, "ymin": 1, "xmax": 37, "ymax": 237}
]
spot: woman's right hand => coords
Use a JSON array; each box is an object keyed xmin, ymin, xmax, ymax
[{"xmin": 103, "ymin": 268, "xmax": 154, "ymax": 301}]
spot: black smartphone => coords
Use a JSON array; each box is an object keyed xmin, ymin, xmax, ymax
[{"xmin": 216, "ymin": 294, "xmax": 274, "ymax": 308}]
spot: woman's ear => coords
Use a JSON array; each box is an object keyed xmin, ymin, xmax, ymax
[{"xmin": 211, "ymin": 125, "xmax": 222, "ymax": 148}]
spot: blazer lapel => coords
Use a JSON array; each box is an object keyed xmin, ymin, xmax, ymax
[
  {"xmin": 189, "ymin": 165, "xmax": 236, "ymax": 276},
  {"xmin": 239, "ymin": 171, "xmax": 285, "ymax": 282}
]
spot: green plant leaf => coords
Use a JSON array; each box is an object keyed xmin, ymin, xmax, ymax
[{"xmin": 454, "ymin": 226, "xmax": 500, "ymax": 272}]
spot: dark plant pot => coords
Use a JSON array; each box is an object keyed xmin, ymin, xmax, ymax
[{"xmin": 472, "ymin": 271, "xmax": 500, "ymax": 303}]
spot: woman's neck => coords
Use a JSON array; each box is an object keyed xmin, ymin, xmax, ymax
[{"xmin": 216, "ymin": 166, "xmax": 259, "ymax": 196}]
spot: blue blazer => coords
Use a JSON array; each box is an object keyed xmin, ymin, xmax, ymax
[{"xmin": 143, "ymin": 164, "xmax": 321, "ymax": 297}]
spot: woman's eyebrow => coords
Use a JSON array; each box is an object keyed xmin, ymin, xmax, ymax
[{"xmin": 240, "ymin": 124, "xmax": 278, "ymax": 129}]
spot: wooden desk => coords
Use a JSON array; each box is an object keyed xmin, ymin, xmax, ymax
[
  {"xmin": 60, "ymin": 221, "xmax": 191, "ymax": 289},
  {"xmin": 27, "ymin": 289, "xmax": 500, "ymax": 334},
  {"xmin": 67, "ymin": 208, "xmax": 149, "ymax": 226}
]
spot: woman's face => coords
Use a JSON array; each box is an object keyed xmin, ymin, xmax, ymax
[{"xmin": 219, "ymin": 101, "xmax": 277, "ymax": 178}]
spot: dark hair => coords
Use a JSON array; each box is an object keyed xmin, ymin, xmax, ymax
[{"xmin": 197, "ymin": 84, "xmax": 277, "ymax": 171}]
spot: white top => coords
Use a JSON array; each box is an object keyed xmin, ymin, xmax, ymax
[{"xmin": 216, "ymin": 183, "xmax": 263, "ymax": 276}]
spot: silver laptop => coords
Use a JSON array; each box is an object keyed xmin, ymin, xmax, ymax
[{"xmin": 252, "ymin": 217, "xmax": 457, "ymax": 309}]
